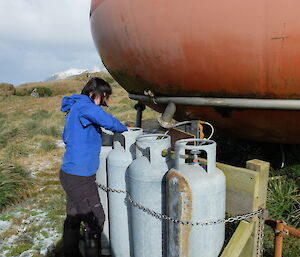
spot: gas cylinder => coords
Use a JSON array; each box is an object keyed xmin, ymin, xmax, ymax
[
  {"xmin": 167, "ymin": 139, "xmax": 226, "ymax": 257},
  {"xmin": 107, "ymin": 127, "xmax": 143, "ymax": 257},
  {"xmin": 96, "ymin": 128, "xmax": 113, "ymax": 255},
  {"xmin": 127, "ymin": 134, "xmax": 172, "ymax": 257}
]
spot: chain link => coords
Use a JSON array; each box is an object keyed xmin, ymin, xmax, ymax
[
  {"xmin": 256, "ymin": 212, "xmax": 265, "ymax": 257},
  {"xmin": 98, "ymin": 183, "xmax": 264, "ymax": 226},
  {"xmin": 99, "ymin": 183, "xmax": 266, "ymax": 255}
]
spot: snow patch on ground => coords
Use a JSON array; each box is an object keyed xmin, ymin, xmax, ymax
[
  {"xmin": 19, "ymin": 250, "xmax": 38, "ymax": 257},
  {"xmin": 0, "ymin": 220, "xmax": 11, "ymax": 234},
  {"xmin": 56, "ymin": 139, "xmax": 65, "ymax": 148},
  {"xmin": 33, "ymin": 227, "xmax": 60, "ymax": 255},
  {"xmin": 0, "ymin": 207, "xmax": 61, "ymax": 257}
]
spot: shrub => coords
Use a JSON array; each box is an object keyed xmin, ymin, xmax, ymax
[
  {"xmin": 15, "ymin": 88, "xmax": 31, "ymax": 96},
  {"xmin": 35, "ymin": 87, "xmax": 53, "ymax": 97},
  {"xmin": 0, "ymin": 83, "xmax": 16, "ymax": 96}
]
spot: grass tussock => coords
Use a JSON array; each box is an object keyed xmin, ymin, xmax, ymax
[
  {"xmin": 3, "ymin": 141, "xmax": 31, "ymax": 159},
  {"xmin": 0, "ymin": 107, "xmax": 65, "ymax": 211},
  {"xmin": 0, "ymin": 164, "xmax": 33, "ymax": 211},
  {"xmin": 267, "ymin": 177, "xmax": 300, "ymax": 228},
  {"xmin": 39, "ymin": 139, "xmax": 58, "ymax": 152}
]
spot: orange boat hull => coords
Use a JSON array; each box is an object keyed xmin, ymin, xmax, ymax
[{"xmin": 90, "ymin": 0, "xmax": 300, "ymax": 143}]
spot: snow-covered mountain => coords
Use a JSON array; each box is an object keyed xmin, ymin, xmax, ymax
[{"xmin": 45, "ymin": 66, "xmax": 106, "ymax": 81}]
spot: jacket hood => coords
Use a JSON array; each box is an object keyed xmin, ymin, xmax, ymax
[{"xmin": 61, "ymin": 94, "xmax": 92, "ymax": 112}]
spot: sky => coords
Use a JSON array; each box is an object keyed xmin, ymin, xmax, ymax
[{"xmin": 0, "ymin": 0, "xmax": 105, "ymax": 85}]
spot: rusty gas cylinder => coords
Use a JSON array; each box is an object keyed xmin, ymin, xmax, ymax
[{"xmin": 167, "ymin": 139, "xmax": 226, "ymax": 257}]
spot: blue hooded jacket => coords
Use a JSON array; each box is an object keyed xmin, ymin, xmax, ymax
[{"xmin": 60, "ymin": 94, "xmax": 127, "ymax": 176}]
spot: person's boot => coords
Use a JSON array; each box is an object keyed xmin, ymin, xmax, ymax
[
  {"xmin": 83, "ymin": 225, "xmax": 102, "ymax": 257},
  {"xmin": 63, "ymin": 215, "xmax": 83, "ymax": 257}
]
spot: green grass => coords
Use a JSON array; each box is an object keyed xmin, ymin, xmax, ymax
[
  {"xmin": 0, "ymin": 214, "xmax": 14, "ymax": 221},
  {"xmin": 267, "ymin": 178, "xmax": 300, "ymax": 227},
  {"xmin": 264, "ymin": 172, "xmax": 300, "ymax": 256},
  {"xmin": 0, "ymin": 112, "xmax": 8, "ymax": 119},
  {"xmin": 39, "ymin": 139, "xmax": 58, "ymax": 152},
  {"xmin": 8, "ymin": 235, "xmax": 34, "ymax": 256},
  {"xmin": 39, "ymin": 126, "xmax": 61, "ymax": 137},
  {"xmin": 0, "ymin": 107, "xmax": 65, "ymax": 212},
  {"xmin": 30, "ymin": 109, "xmax": 52, "ymax": 120},
  {"xmin": 3, "ymin": 141, "xmax": 31, "ymax": 159},
  {"xmin": 0, "ymin": 164, "xmax": 33, "ymax": 211}
]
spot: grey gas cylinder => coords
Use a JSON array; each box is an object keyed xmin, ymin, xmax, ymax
[
  {"xmin": 96, "ymin": 129, "xmax": 113, "ymax": 255},
  {"xmin": 127, "ymin": 134, "xmax": 172, "ymax": 257},
  {"xmin": 167, "ymin": 139, "xmax": 226, "ymax": 257},
  {"xmin": 107, "ymin": 127, "xmax": 143, "ymax": 257}
]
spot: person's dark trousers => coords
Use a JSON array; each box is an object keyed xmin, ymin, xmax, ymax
[
  {"xmin": 63, "ymin": 215, "xmax": 83, "ymax": 257},
  {"xmin": 59, "ymin": 170, "xmax": 105, "ymax": 257}
]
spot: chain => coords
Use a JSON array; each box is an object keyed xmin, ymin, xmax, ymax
[
  {"xmin": 256, "ymin": 211, "xmax": 266, "ymax": 257},
  {"xmin": 98, "ymin": 184, "xmax": 126, "ymax": 194},
  {"xmin": 98, "ymin": 183, "xmax": 264, "ymax": 226}
]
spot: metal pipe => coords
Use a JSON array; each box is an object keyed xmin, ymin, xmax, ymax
[
  {"xmin": 157, "ymin": 102, "xmax": 176, "ymax": 128},
  {"xmin": 274, "ymin": 221, "xmax": 284, "ymax": 257},
  {"xmin": 264, "ymin": 219, "xmax": 300, "ymax": 257},
  {"xmin": 129, "ymin": 94, "xmax": 300, "ymax": 110},
  {"xmin": 134, "ymin": 101, "xmax": 146, "ymax": 128},
  {"xmin": 284, "ymin": 224, "xmax": 300, "ymax": 238},
  {"xmin": 162, "ymin": 102, "xmax": 176, "ymax": 121},
  {"xmin": 265, "ymin": 219, "xmax": 300, "ymax": 238}
]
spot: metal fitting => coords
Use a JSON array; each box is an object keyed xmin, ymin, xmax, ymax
[{"xmin": 157, "ymin": 102, "xmax": 176, "ymax": 128}]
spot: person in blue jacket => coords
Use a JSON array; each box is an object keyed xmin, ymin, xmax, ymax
[{"xmin": 59, "ymin": 77, "xmax": 127, "ymax": 257}]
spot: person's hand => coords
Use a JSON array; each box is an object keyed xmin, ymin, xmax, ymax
[{"xmin": 124, "ymin": 121, "xmax": 135, "ymax": 127}]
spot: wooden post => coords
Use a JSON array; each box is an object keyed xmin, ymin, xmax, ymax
[{"xmin": 239, "ymin": 159, "xmax": 270, "ymax": 257}]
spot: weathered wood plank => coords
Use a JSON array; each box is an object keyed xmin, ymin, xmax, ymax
[
  {"xmin": 215, "ymin": 161, "xmax": 259, "ymax": 215},
  {"xmin": 246, "ymin": 159, "xmax": 270, "ymax": 210},
  {"xmin": 197, "ymin": 159, "xmax": 269, "ymax": 257},
  {"xmin": 220, "ymin": 221, "xmax": 254, "ymax": 257},
  {"xmin": 240, "ymin": 159, "xmax": 270, "ymax": 257}
]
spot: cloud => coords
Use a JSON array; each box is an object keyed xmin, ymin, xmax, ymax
[{"xmin": 0, "ymin": 0, "xmax": 103, "ymax": 85}]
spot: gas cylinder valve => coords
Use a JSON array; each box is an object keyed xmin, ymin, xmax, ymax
[{"xmin": 190, "ymin": 149, "xmax": 200, "ymax": 164}]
